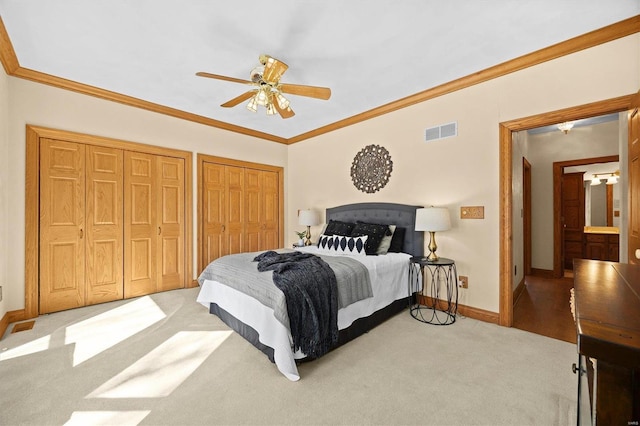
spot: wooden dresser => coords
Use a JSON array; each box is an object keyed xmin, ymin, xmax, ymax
[{"xmin": 573, "ymin": 259, "xmax": 640, "ymax": 425}]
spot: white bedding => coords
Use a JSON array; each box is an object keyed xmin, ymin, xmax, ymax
[{"xmin": 196, "ymin": 246, "xmax": 411, "ymax": 381}]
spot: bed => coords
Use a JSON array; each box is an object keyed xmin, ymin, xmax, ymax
[{"xmin": 196, "ymin": 202, "xmax": 423, "ymax": 381}]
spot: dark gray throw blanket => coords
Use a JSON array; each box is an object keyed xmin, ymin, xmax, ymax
[{"xmin": 254, "ymin": 250, "xmax": 338, "ymax": 359}]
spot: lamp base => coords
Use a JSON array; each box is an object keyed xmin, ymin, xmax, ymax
[
  {"xmin": 304, "ymin": 226, "xmax": 312, "ymax": 246},
  {"xmin": 426, "ymin": 231, "xmax": 439, "ymax": 262},
  {"xmin": 426, "ymin": 251, "xmax": 439, "ymax": 261}
]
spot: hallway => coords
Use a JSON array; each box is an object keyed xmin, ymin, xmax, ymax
[{"xmin": 513, "ymin": 274, "xmax": 577, "ymax": 344}]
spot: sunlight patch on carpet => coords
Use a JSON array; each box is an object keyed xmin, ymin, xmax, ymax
[
  {"xmin": 87, "ymin": 330, "xmax": 232, "ymax": 398},
  {"xmin": 0, "ymin": 334, "xmax": 51, "ymax": 361},
  {"xmin": 65, "ymin": 296, "xmax": 166, "ymax": 366},
  {"xmin": 64, "ymin": 410, "xmax": 150, "ymax": 426}
]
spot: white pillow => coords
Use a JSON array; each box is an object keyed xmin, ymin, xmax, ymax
[
  {"xmin": 376, "ymin": 225, "xmax": 396, "ymax": 255},
  {"xmin": 317, "ymin": 234, "xmax": 368, "ymax": 256}
]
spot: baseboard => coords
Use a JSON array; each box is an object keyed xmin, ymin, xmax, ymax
[
  {"xmin": 416, "ymin": 295, "xmax": 499, "ymax": 324},
  {"xmin": 0, "ymin": 309, "xmax": 26, "ymax": 340},
  {"xmin": 0, "ymin": 311, "xmax": 9, "ymax": 339},
  {"xmin": 513, "ymin": 277, "xmax": 526, "ymax": 304},
  {"xmin": 530, "ymin": 268, "xmax": 554, "ymax": 278},
  {"xmin": 188, "ymin": 279, "xmax": 199, "ymax": 288}
]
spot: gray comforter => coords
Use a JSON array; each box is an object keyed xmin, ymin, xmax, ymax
[{"xmin": 197, "ymin": 249, "xmax": 373, "ymax": 330}]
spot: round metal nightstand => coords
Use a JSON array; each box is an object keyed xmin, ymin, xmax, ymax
[{"xmin": 408, "ymin": 256, "xmax": 458, "ymax": 325}]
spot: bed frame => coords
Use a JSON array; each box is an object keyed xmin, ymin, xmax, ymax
[{"xmin": 209, "ymin": 202, "xmax": 423, "ymax": 362}]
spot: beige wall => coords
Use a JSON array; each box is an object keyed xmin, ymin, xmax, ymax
[
  {"xmin": 3, "ymin": 76, "xmax": 288, "ymax": 312},
  {"xmin": 2, "ymin": 33, "xmax": 639, "ymax": 317},
  {"xmin": 0, "ymin": 65, "xmax": 8, "ymax": 320},
  {"xmin": 288, "ymin": 34, "xmax": 640, "ymax": 313}
]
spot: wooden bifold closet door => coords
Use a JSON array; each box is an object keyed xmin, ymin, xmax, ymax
[
  {"xmin": 124, "ymin": 151, "xmax": 185, "ymax": 298},
  {"xmin": 40, "ymin": 139, "xmax": 124, "ymax": 313},
  {"xmin": 201, "ymin": 161, "xmax": 280, "ymax": 268},
  {"xmin": 39, "ymin": 138, "xmax": 185, "ymax": 314}
]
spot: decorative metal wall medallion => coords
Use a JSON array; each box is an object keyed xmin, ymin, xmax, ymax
[{"xmin": 350, "ymin": 144, "xmax": 393, "ymax": 193}]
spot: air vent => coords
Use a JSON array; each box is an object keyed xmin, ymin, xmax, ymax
[{"xmin": 425, "ymin": 122, "xmax": 457, "ymax": 142}]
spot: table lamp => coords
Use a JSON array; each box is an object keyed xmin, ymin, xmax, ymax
[
  {"xmin": 298, "ymin": 209, "xmax": 320, "ymax": 246},
  {"xmin": 415, "ymin": 206, "xmax": 451, "ymax": 261}
]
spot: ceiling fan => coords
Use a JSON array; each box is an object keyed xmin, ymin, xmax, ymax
[{"xmin": 196, "ymin": 54, "xmax": 331, "ymax": 119}]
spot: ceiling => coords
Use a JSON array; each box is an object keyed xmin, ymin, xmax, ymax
[{"xmin": 0, "ymin": 1, "xmax": 638, "ymax": 142}]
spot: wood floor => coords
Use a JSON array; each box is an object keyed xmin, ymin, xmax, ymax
[{"xmin": 513, "ymin": 273, "xmax": 577, "ymax": 344}]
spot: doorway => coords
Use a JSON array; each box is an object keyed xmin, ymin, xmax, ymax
[
  {"xmin": 554, "ymin": 155, "xmax": 620, "ymax": 278},
  {"xmin": 498, "ymin": 94, "xmax": 636, "ymax": 327}
]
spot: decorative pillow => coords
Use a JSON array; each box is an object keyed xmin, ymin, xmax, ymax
[
  {"xmin": 350, "ymin": 221, "xmax": 392, "ymax": 255},
  {"xmin": 388, "ymin": 227, "xmax": 406, "ymax": 253},
  {"xmin": 317, "ymin": 234, "xmax": 368, "ymax": 256},
  {"xmin": 376, "ymin": 225, "xmax": 397, "ymax": 255},
  {"xmin": 323, "ymin": 220, "xmax": 357, "ymax": 236}
]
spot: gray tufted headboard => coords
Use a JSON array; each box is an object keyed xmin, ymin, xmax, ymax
[{"xmin": 325, "ymin": 202, "xmax": 424, "ymax": 257}]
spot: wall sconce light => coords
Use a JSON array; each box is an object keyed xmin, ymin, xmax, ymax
[
  {"xmin": 298, "ymin": 209, "xmax": 320, "ymax": 246},
  {"xmin": 557, "ymin": 122, "xmax": 574, "ymax": 134},
  {"xmin": 415, "ymin": 206, "xmax": 451, "ymax": 261}
]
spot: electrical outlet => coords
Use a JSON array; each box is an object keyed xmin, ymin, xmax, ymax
[{"xmin": 458, "ymin": 276, "xmax": 468, "ymax": 289}]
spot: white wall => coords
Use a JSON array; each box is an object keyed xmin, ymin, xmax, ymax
[
  {"xmin": 288, "ymin": 34, "xmax": 640, "ymax": 313},
  {"xmin": 3, "ymin": 76, "xmax": 288, "ymax": 312},
  {"xmin": 0, "ymin": 66, "xmax": 9, "ymax": 320},
  {"xmin": 526, "ymin": 120, "xmax": 620, "ymax": 270}
]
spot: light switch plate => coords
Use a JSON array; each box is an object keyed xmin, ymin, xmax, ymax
[{"xmin": 460, "ymin": 206, "xmax": 484, "ymax": 219}]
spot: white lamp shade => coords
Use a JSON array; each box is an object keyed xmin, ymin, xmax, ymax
[
  {"xmin": 298, "ymin": 209, "xmax": 320, "ymax": 226},
  {"xmin": 415, "ymin": 207, "xmax": 451, "ymax": 232}
]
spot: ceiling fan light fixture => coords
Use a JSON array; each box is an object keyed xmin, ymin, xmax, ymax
[
  {"xmin": 276, "ymin": 92, "xmax": 290, "ymax": 109},
  {"xmin": 196, "ymin": 54, "xmax": 329, "ymax": 119},
  {"xmin": 558, "ymin": 121, "xmax": 574, "ymax": 134},
  {"xmin": 250, "ymin": 66, "xmax": 265, "ymax": 83},
  {"xmin": 246, "ymin": 96, "xmax": 258, "ymax": 112},
  {"xmin": 256, "ymin": 89, "xmax": 269, "ymax": 106}
]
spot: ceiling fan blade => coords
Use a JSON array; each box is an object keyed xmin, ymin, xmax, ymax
[
  {"xmin": 273, "ymin": 100, "xmax": 295, "ymax": 119},
  {"xmin": 196, "ymin": 72, "xmax": 252, "ymax": 85},
  {"xmin": 220, "ymin": 91, "xmax": 256, "ymax": 108},
  {"xmin": 261, "ymin": 55, "xmax": 288, "ymax": 84},
  {"xmin": 279, "ymin": 83, "xmax": 331, "ymax": 100}
]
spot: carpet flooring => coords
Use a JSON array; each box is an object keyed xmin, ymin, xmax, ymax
[{"xmin": 0, "ymin": 288, "xmax": 577, "ymax": 425}]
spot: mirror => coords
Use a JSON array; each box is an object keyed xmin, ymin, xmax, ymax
[{"xmin": 585, "ymin": 181, "xmax": 610, "ymax": 226}]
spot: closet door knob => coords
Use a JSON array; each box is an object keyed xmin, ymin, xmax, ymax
[
  {"xmin": 158, "ymin": 226, "xmax": 161, "ymax": 235},
  {"xmin": 221, "ymin": 224, "xmax": 225, "ymax": 232},
  {"xmin": 79, "ymin": 228, "xmax": 83, "ymax": 239}
]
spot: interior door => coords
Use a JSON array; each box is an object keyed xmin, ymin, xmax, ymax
[
  {"xmin": 261, "ymin": 170, "xmax": 280, "ymax": 250},
  {"xmin": 245, "ymin": 169, "xmax": 279, "ymax": 252},
  {"xmin": 562, "ymin": 172, "xmax": 585, "ymax": 270},
  {"xmin": 39, "ymin": 139, "xmax": 86, "ymax": 313},
  {"xmin": 202, "ymin": 162, "xmax": 225, "ymax": 266},
  {"xmin": 225, "ymin": 166, "xmax": 244, "ymax": 255},
  {"xmin": 523, "ymin": 158, "xmax": 532, "ymax": 275},
  {"xmin": 85, "ymin": 145, "xmax": 124, "ymax": 305},
  {"xmin": 124, "ymin": 151, "xmax": 157, "ymax": 298},
  {"xmin": 245, "ymin": 168, "xmax": 262, "ymax": 252},
  {"xmin": 629, "ymin": 92, "xmax": 640, "ymax": 265},
  {"xmin": 157, "ymin": 156, "xmax": 184, "ymax": 291}
]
